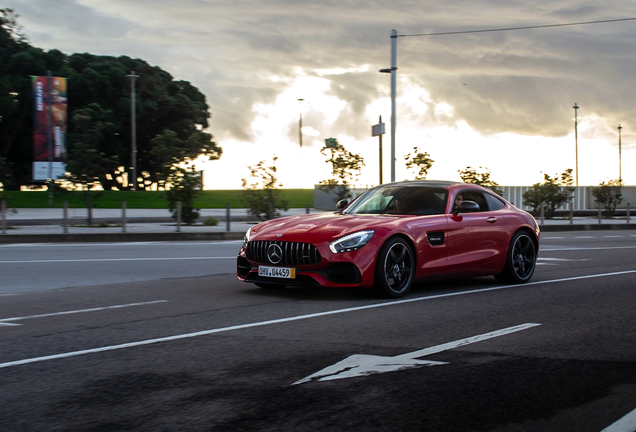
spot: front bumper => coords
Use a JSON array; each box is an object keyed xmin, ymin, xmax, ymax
[{"xmin": 237, "ymin": 242, "xmax": 374, "ymax": 288}]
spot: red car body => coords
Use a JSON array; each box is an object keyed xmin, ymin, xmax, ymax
[{"xmin": 237, "ymin": 181, "xmax": 540, "ymax": 297}]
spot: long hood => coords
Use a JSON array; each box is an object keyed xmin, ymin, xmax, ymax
[{"xmin": 249, "ymin": 212, "xmax": 401, "ymax": 242}]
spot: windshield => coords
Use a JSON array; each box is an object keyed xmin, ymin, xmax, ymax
[{"xmin": 343, "ymin": 185, "xmax": 448, "ymax": 215}]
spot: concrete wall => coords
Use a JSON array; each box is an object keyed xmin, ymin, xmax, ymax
[{"xmin": 315, "ymin": 185, "xmax": 636, "ymax": 211}]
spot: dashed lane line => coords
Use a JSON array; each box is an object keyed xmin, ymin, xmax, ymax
[{"xmin": 2, "ymin": 269, "xmax": 636, "ymax": 369}]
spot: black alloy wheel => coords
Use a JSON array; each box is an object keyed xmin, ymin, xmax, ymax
[
  {"xmin": 496, "ymin": 231, "xmax": 537, "ymax": 284},
  {"xmin": 374, "ymin": 237, "xmax": 415, "ymax": 298}
]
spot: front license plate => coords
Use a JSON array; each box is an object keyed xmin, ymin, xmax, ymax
[{"xmin": 258, "ymin": 266, "xmax": 296, "ymax": 279}]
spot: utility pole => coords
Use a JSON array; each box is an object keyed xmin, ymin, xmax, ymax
[
  {"xmin": 127, "ymin": 71, "xmax": 139, "ymax": 191},
  {"xmin": 618, "ymin": 124, "xmax": 622, "ymax": 181},
  {"xmin": 573, "ymin": 103, "xmax": 579, "ymax": 186}
]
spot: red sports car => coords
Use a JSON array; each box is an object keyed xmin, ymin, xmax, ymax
[{"xmin": 237, "ymin": 181, "xmax": 539, "ymax": 298}]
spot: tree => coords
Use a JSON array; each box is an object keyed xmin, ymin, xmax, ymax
[
  {"xmin": 0, "ymin": 11, "xmax": 222, "ymax": 190},
  {"xmin": 591, "ymin": 179, "xmax": 623, "ymax": 218},
  {"xmin": 522, "ymin": 170, "xmax": 574, "ymax": 218},
  {"xmin": 404, "ymin": 147, "xmax": 434, "ymax": 180},
  {"xmin": 319, "ymin": 139, "xmax": 365, "ymax": 203},
  {"xmin": 63, "ymin": 53, "xmax": 222, "ymax": 191},
  {"xmin": 64, "ymin": 104, "xmax": 118, "ymax": 225},
  {"xmin": 241, "ymin": 156, "xmax": 289, "ymax": 221},
  {"xmin": 458, "ymin": 166, "xmax": 503, "ymax": 195},
  {"xmin": 165, "ymin": 163, "xmax": 201, "ymax": 225}
]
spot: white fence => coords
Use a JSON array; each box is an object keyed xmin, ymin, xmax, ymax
[{"xmin": 314, "ymin": 185, "xmax": 636, "ymax": 211}]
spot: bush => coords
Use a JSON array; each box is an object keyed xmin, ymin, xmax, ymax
[
  {"xmin": 202, "ymin": 217, "xmax": 218, "ymax": 226},
  {"xmin": 166, "ymin": 166, "xmax": 201, "ymax": 225},
  {"xmin": 241, "ymin": 157, "xmax": 289, "ymax": 221},
  {"xmin": 592, "ymin": 179, "xmax": 623, "ymax": 218},
  {"xmin": 522, "ymin": 171, "xmax": 574, "ymax": 218}
]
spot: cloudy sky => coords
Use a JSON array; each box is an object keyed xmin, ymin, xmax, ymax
[{"xmin": 11, "ymin": 0, "xmax": 636, "ymax": 188}]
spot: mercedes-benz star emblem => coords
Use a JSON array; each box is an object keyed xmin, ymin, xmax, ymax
[{"xmin": 267, "ymin": 244, "xmax": 283, "ymax": 264}]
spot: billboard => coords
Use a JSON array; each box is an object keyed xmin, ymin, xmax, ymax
[{"xmin": 32, "ymin": 75, "xmax": 67, "ymax": 181}]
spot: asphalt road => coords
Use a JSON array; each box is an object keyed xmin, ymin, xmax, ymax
[{"xmin": 1, "ymin": 232, "xmax": 635, "ymax": 431}]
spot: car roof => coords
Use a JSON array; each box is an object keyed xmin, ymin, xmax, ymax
[{"xmin": 375, "ymin": 180, "xmax": 463, "ymax": 188}]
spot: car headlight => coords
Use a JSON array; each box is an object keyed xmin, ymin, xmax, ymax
[
  {"xmin": 329, "ymin": 230, "xmax": 374, "ymax": 253},
  {"xmin": 243, "ymin": 226, "xmax": 253, "ymax": 248}
]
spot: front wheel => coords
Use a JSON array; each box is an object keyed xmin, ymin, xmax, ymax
[
  {"xmin": 495, "ymin": 231, "xmax": 537, "ymax": 284},
  {"xmin": 374, "ymin": 237, "xmax": 415, "ymax": 298}
]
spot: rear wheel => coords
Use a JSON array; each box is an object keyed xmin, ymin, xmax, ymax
[
  {"xmin": 374, "ymin": 237, "xmax": 415, "ymax": 298},
  {"xmin": 495, "ymin": 231, "xmax": 536, "ymax": 284}
]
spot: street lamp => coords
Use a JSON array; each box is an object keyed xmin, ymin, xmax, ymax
[
  {"xmin": 573, "ymin": 103, "xmax": 579, "ymax": 186},
  {"xmin": 379, "ymin": 29, "xmax": 398, "ymax": 182},
  {"xmin": 298, "ymin": 98, "xmax": 304, "ymax": 188},
  {"xmin": 127, "ymin": 71, "xmax": 139, "ymax": 191},
  {"xmin": 618, "ymin": 124, "xmax": 623, "ymax": 181}
]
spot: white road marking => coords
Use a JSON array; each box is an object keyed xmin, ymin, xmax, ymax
[
  {"xmin": 543, "ymin": 236, "xmax": 564, "ymax": 239},
  {"xmin": 575, "ymin": 236, "xmax": 596, "ymax": 239},
  {"xmin": 293, "ymin": 323, "xmax": 541, "ymax": 384},
  {"xmin": 601, "ymin": 407, "xmax": 636, "ymax": 432},
  {"xmin": 0, "ymin": 322, "xmax": 22, "ymax": 327},
  {"xmin": 2, "ymin": 269, "xmax": 636, "ymax": 369},
  {"xmin": 0, "ymin": 257, "xmax": 235, "ymax": 264},
  {"xmin": 0, "ymin": 300, "xmax": 168, "ymax": 325},
  {"xmin": 538, "ymin": 258, "xmax": 588, "ymax": 261},
  {"xmin": 604, "ymin": 235, "xmax": 626, "ymax": 238},
  {"xmin": 541, "ymin": 245, "xmax": 636, "ymax": 251}
]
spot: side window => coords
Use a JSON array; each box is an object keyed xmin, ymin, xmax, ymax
[
  {"xmin": 484, "ymin": 193, "xmax": 506, "ymax": 211},
  {"xmin": 461, "ymin": 191, "xmax": 488, "ymax": 212}
]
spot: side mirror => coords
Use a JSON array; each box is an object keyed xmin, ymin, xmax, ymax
[
  {"xmin": 453, "ymin": 200, "xmax": 480, "ymax": 215},
  {"xmin": 336, "ymin": 199, "xmax": 349, "ymax": 211}
]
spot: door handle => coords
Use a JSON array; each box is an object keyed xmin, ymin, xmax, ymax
[{"xmin": 486, "ymin": 217, "xmax": 498, "ymax": 224}]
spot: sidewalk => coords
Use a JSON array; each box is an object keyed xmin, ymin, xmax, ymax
[
  {"xmin": 1, "ymin": 208, "xmax": 635, "ymax": 243},
  {"xmin": 0, "ymin": 208, "xmax": 317, "ymax": 243}
]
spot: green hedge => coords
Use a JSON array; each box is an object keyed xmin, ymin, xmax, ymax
[{"xmin": 1, "ymin": 189, "xmax": 314, "ymax": 209}]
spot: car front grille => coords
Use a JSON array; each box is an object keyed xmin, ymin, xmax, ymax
[{"xmin": 246, "ymin": 241, "xmax": 322, "ymax": 266}]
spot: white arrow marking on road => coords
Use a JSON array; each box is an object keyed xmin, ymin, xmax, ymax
[{"xmin": 293, "ymin": 323, "xmax": 541, "ymax": 385}]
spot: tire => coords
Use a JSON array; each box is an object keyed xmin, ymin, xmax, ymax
[
  {"xmin": 254, "ymin": 282, "xmax": 286, "ymax": 289},
  {"xmin": 495, "ymin": 231, "xmax": 537, "ymax": 284},
  {"xmin": 374, "ymin": 237, "xmax": 415, "ymax": 298}
]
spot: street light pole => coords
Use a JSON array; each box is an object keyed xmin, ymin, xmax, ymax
[
  {"xmin": 390, "ymin": 29, "xmax": 397, "ymax": 183},
  {"xmin": 573, "ymin": 103, "xmax": 579, "ymax": 186},
  {"xmin": 298, "ymin": 98, "xmax": 304, "ymax": 188},
  {"xmin": 618, "ymin": 124, "xmax": 622, "ymax": 181},
  {"xmin": 127, "ymin": 71, "xmax": 139, "ymax": 191}
]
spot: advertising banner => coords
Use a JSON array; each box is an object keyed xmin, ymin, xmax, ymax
[{"xmin": 32, "ymin": 75, "xmax": 67, "ymax": 181}]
